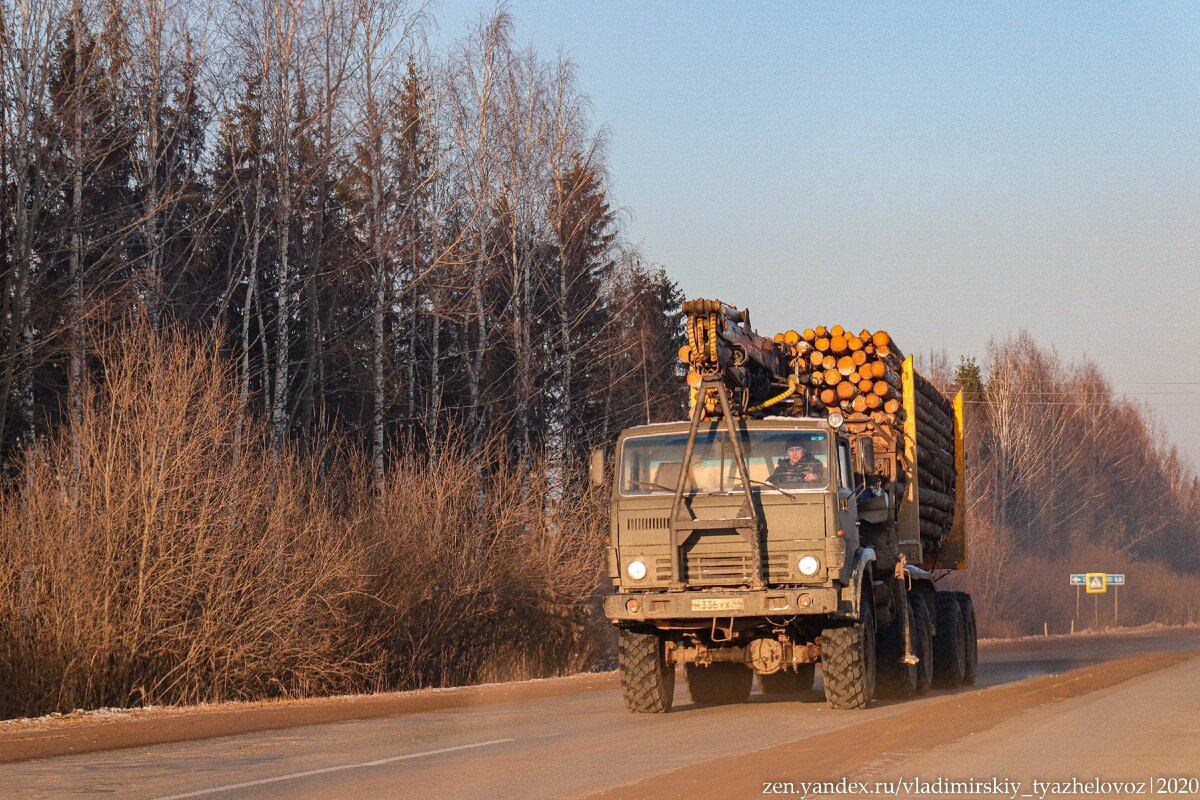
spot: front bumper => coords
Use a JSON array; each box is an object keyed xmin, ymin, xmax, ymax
[{"xmin": 603, "ymin": 586, "xmax": 843, "ymax": 622}]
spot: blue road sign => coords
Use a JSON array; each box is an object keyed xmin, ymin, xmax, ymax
[
  {"xmin": 1106, "ymin": 574, "xmax": 1125, "ymax": 585},
  {"xmin": 1070, "ymin": 574, "xmax": 1086, "ymax": 585}
]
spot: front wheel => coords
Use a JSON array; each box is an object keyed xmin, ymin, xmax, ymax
[
  {"xmin": 619, "ymin": 630, "xmax": 675, "ymax": 713},
  {"xmin": 821, "ymin": 587, "xmax": 876, "ymax": 709}
]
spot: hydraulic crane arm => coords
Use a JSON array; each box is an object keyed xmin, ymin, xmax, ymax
[{"xmin": 680, "ymin": 298, "xmax": 803, "ymax": 418}]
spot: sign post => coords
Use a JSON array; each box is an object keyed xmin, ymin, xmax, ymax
[
  {"xmin": 1085, "ymin": 573, "xmax": 1106, "ymax": 629},
  {"xmin": 1070, "ymin": 574, "xmax": 1085, "ymax": 629},
  {"xmin": 1071, "ymin": 573, "xmax": 1125, "ymax": 631},
  {"xmin": 1107, "ymin": 574, "xmax": 1126, "ymax": 624}
]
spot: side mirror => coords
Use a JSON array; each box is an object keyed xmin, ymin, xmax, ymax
[
  {"xmin": 589, "ymin": 446, "xmax": 606, "ymax": 488},
  {"xmin": 853, "ymin": 436, "xmax": 876, "ymax": 477}
]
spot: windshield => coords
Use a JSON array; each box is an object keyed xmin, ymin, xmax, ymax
[{"xmin": 618, "ymin": 428, "xmax": 831, "ymax": 496}]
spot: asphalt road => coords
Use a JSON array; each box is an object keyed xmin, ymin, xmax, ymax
[{"xmin": 5, "ymin": 628, "xmax": 1200, "ymax": 800}]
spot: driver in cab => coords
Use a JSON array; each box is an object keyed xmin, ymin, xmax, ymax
[{"xmin": 769, "ymin": 440, "xmax": 826, "ymax": 488}]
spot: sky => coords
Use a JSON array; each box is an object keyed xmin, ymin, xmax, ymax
[{"xmin": 434, "ymin": 1, "xmax": 1200, "ymax": 465}]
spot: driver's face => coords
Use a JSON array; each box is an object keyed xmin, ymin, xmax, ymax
[{"xmin": 787, "ymin": 447, "xmax": 804, "ymax": 464}]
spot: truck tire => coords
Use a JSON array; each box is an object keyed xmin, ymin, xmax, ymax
[
  {"xmin": 686, "ymin": 662, "xmax": 754, "ymax": 704},
  {"xmin": 932, "ymin": 593, "xmax": 966, "ymax": 689},
  {"xmin": 875, "ymin": 595, "xmax": 917, "ymax": 700},
  {"xmin": 911, "ymin": 594, "xmax": 933, "ymax": 695},
  {"xmin": 951, "ymin": 592, "xmax": 978, "ymax": 685},
  {"xmin": 619, "ymin": 630, "xmax": 675, "ymax": 713},
  {"xmin": 820, "ymin": 589, "xmax": 876, "ymax": 709},
  {"xmin": 759, "ymin": 664, "xmax": 815, "ymax": 695}
]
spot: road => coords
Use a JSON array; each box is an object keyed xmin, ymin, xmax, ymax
[{"xmin": 4, "ymin": 628, "xmax": 1200, "ymax": 800}]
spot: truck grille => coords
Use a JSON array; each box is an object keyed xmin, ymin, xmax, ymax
[
  {"xmin": 626, "ymin": 516, "xmax": 670, "ymax": 531},
  {"xmin": 650, "ymin": 551, "xmax": 792, "ymax": 584},
  {"xmin": 686, "ymin": 552, "xmax": 791, "ymax": 584}
]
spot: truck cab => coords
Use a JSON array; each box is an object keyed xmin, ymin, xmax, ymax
[
  {"xmin": 599, "ymin": 416, "xmax": 891, "ymax": 711},
  {"xmin": 603, "ymin": 417, "xmax": 864, "ymax": 621}
]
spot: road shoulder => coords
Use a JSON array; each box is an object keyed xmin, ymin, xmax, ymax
[{"xmin": 0, "ymin": 672, "xmax": 614, "ymax": 764}]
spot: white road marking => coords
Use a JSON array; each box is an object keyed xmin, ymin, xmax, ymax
[{"xmin": 152, "ymin": 738, "xmax": 515, "ymax": 799}]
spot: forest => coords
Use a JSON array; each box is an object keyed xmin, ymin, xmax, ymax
[
  {"xmin": 1, "ymin": 0, "xmax": 1197, "ymax": 719},
  {"xmin": 0, "ymin": 0, "xmax": 685, "ymax": 467}
]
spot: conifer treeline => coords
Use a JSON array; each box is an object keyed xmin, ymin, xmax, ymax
[{"xmin": 0, "ymin": 1, "xmax": 685, "ymax": 469}]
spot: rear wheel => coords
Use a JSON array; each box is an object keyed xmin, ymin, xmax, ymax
[
  {"xmin": 911, "ymin": 594, "xmax": 934, "ymax": 695},
  {"xmin": 759, "ymin": 664, "xmax": 815, "ymax": 695},
  {"xmin": 875, "ymin": 594, "xmax": 918, "ymax": 700},
  {"xmin": 619, "ymin": 630, "xmax": 675, "ymax": 713},
  {"xmin": 951, "ymin": 592, "xmax": 978, "ymax": 685},
  {"xmin": 932, "ymin": 593, "xmax": 966, "ymax": 689},
  {"xmin": 686, "ymin": 662, "xmax": 754, "ymax": 705},
  {"xmin": 821, "ymin": 586, "xmax": 876, "ymax": 709}
]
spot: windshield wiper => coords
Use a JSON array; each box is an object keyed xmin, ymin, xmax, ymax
[
  {"xmin": 749, "ymin": 479, "xmax": 797, "ymax": 500},
  {"xmin": 629, "ymin": 479, "xmax": 676, "ymax": 492}
]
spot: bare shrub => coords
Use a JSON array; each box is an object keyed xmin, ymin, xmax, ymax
[
  {"xmin": 360, "ymin": 433, "xmax": 607, "ymax": 688},
  {"xmin": 0, "ymin": 320, "xmax": 611, "ymax": 718},
  {"xmin": 0, "ymin": 321, "xmax": 373, "ymax": 717}
]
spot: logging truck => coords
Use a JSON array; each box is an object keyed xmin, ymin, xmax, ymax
[{"xmin": 593, "ymin": 299, "xmax": 977, "ymax": 711}]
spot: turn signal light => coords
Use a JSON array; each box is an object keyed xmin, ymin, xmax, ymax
[{"xmin": 625, "ymin": 598, "xmax": 641, "ymax": 614}]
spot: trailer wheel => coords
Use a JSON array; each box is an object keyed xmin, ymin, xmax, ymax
[
  {"xmin": 759, "ymin": 664, "xmax": 815, "ymax": 695},
  {"xmin": 932, "ymin": 594, "xmax": 966, "ymax": 689},
  {"xmin": 820, "ymin": 588, "xmax": 876, "ymax": 709},
  {"xmin": 875, "ymin": 595, "xmax": 917, "ymax": 700},
  {"xmin": 686, "ymin": 662, "xmax": 754, "ymax": 705},
  {"xmin": 619, "ymin": 630, "xmax": 675, "ymax": 713},
  {"xmin": 951, "ymin": 592, "xmax": 978, "ymax": 685},
  {"xmin": 911, "ymin": 594, "xmax": 934, "ymax": 695}
]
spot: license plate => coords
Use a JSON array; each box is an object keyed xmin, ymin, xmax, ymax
[{"xmin": 691, "ymin": 597, "xmax": 745, "ymax": 611}]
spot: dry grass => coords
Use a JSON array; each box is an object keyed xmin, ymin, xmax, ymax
[{"xmin": 0, "ymin": 322, "xmax": 607, "ymax": 718}]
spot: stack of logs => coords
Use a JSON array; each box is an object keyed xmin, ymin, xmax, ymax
[
  {"xmin": 772, "ymin": 325, "xmax": 957, "ymax": 545},
  {"xmin": 772, "ymin": 326, "xmax": 904, "ymax": 424},
  {"xmin": 910, "ymin": 370, "xmax": 956, "ymax": 546}
]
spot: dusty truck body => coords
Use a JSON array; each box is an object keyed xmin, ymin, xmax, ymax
[{"xmin": 597, "ymin": 299, "xmax": 976, "ymax": 711}]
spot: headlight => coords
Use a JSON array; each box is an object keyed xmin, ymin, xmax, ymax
[
  {"xmin": 827, "ymin": 411, "xmax": 844, "ymax": 428},
  {"xmin": 797, "ymin": 556, "xmax": 820, "ymax": 576},
  {"xmin": 626, "ymin": 559, "xmax": 647, "ymax": 581}
]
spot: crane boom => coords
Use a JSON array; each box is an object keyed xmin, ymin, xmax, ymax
[{"xmin": 680, "ymin": 298, "xmax": 803, "ymax": 418}]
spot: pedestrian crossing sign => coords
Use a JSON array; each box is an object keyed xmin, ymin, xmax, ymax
[{"xmin": 1086, "ymin": 572, "xmax": 1107, "ymax": 594}]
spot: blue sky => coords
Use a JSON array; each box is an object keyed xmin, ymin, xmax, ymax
[{"xmin": 435, "ymin": 1, "xmax": 1200, "ymax": 464}]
